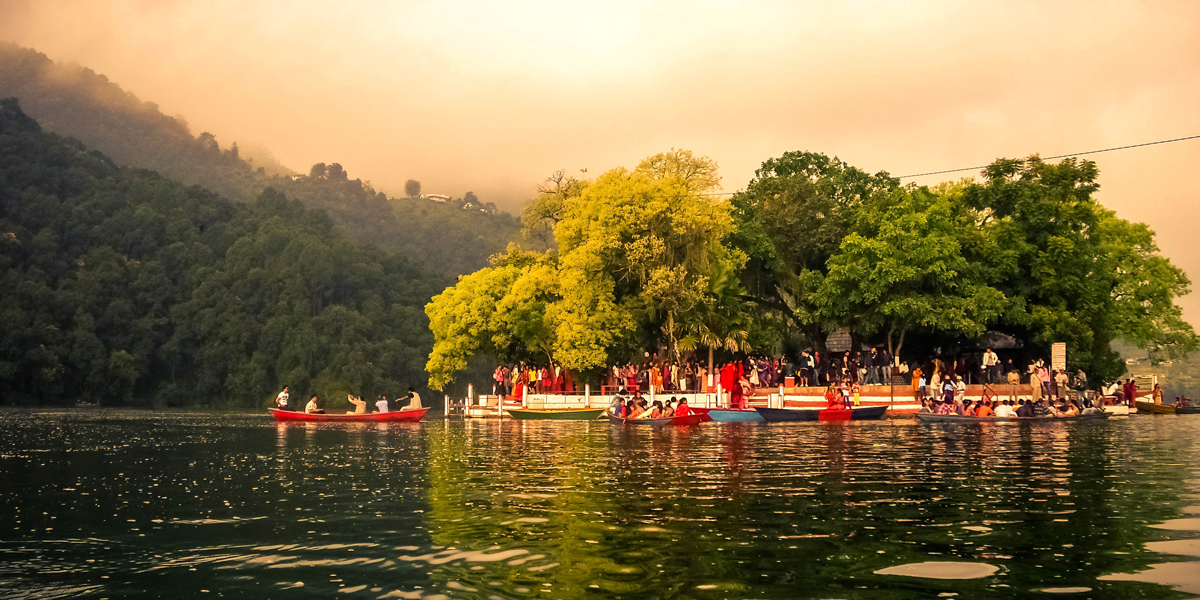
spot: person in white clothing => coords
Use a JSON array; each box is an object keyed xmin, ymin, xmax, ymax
[
  {"xmin": 994, "ymin": 400, "xmax": 1017, "ymax": 418},
  {"xmin": 375, "ymin": 395, "xmax": 390, "ymax": 413},
  {"xmin": 276, "ymin": 386, "xmax": 290, "ymax": 410}
]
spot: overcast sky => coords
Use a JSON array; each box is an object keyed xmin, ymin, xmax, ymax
[{"xmin": 2, "ymin": 0, "xmax": 1199, "ymax": 322}]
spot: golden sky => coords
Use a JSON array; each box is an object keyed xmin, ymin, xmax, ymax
[{"xmin": 2, "ymin": 0, "xmax": 1199, "ymax": 322}]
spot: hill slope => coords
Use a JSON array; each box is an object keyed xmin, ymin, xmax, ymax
[
  {"xmin": 0, "ymin": 98, "xmax": 436, "ymax": 407},
  {"xmin": 0, "ymin": 43, "xmax": 520, "ymax": 275}
]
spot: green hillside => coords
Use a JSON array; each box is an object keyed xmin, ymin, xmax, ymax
[
  {"xmin": 0, "ymin": 98, "xmax": 437, "ymax": 407},
  {"xmin": 0, "ymin": 43, "xmax": 520, "ymax": 275}
]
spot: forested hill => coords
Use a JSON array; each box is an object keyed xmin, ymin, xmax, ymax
[
  {"xmin": 0, "ymin": 98, "xmax": 437, "ymax": 407},
  {"xmin": 0, "ymin": 43, "xmax": 520, "ymax": 275}
]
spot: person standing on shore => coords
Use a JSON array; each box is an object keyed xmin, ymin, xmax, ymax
[
  {"xmin": 1029, "ymin": 361, "xmax": 1043, "ymax": 404},
  {"xmin": 1006, "ymin": 367, "xmax": 1020, "ymax": 402}
]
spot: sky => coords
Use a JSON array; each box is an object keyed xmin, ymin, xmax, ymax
[{"xmin": 2, "ymin": 0, "xmax": 1199, "ymax": 320}]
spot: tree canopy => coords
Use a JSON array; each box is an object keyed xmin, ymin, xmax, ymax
[
  {"xmin": 0, "ymin": 98, "xmax": 437, "ymax": 406},
  {"xmin": 425, "ymin": 160, "xmax": 749, "ymax": 388}
]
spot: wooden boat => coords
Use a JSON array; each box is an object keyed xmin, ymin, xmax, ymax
[
  {"xmin": 1135, "ymin": 401, "xmax": 1176, "ymax": 415},
  {"xmin": 506, "ymin": 408, "xmax": 605, "ymax": 420},
  {"xmin": 755, "ymin": 405, "xmax": 888, "ymax": 422},
  {"xmin": 1175, "ymin": 405, "xmax": 1199, "ymax": 415},
  {"xmin": 705, "ymin": 408, "xmax": 765, "ymax": 422},
  {"xmin": 605, "ymin": 413, "xmax": 705, "ymax": 426},
  {"xmin": 916, "ymin": 411, "xmax": 1109, "ymax": 423},
  {"xmin": 1103, "ymin": 404, "xmax": 1130, "ymax": 416},
  {"xmin": 689, "ymin": 407, "xmax": 714, "ymax": 422},
  {"xmin": 268, "ymin": 407, "xmax": 429, "ymax": 422}
]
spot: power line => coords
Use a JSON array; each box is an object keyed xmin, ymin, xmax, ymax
[{"xmin": 897, "ymin": 134, "xmax": 1200, "ymax": 179}]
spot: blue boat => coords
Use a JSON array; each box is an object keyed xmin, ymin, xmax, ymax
[{"xmin": 706, "ymin": 408, "xmax": 765, "ymax": 422}]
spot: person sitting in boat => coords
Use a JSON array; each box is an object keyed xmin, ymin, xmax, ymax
[
  {"xmin": 346, "ymin": 394, "xmax": 367, "ymax": 415},
  {"xmin": 609, "ymin": 393, "xmax": 626, "ymax": 417},
  {"xmin": 935, "ymin": 399, "xmax": 954, "ymax": 415},
  {"xmin": 661, "ymin": 399, "xmax": 675, "ymax": 418},
  {"xmin": 1179, "ymin": 396, "xmax": 1191, "ymax": 408},
  {"xmin": 1015, "ymin": 399, "xmax": 1033, "ymax": 417},
  {"xmin": 1055, "ymin": 399, "xmax": 1079, "ymax": 417},
  {"xmin": 976, "ymin": 400, "xmax": 995, "ymax": 418},
  {"xmin": 675, "ymin": 398, "xmax": 692, "ymax": 417},
  {"xmin": 276, "ymin": 386, "xmax": 291, "ymax": 410},
  {"xmin": 649, "ymin": 401, "xmax": 664, "ymax": 418},
  {"xmin": 918, "ymin": 399, "xmax": 933, "ymax": 414},
  {"xmin": 627, "ymin": 400, "xmax": 643, "ymax": 418},
  {"xmin": 994, "ymin": 399, "xmax": 1017, "ymax": 418},
  {"xmin": 305, "ymin": 395, "xmax": 324, "ymax": 414},
  {"xmin": 400, "ymin": 387, "xmax": 423, "ymax": 411},
  {"xmin": 375, "ymin": 395, "xmax": 390, "ymax": 413}
]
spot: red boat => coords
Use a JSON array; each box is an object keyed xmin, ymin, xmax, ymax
[{"xmin": 268, "ymin": 408, "xmax": 429, "ymax": 422}]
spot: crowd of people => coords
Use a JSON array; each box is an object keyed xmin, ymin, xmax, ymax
[{"xmin": 608, "ymin": 390, "xmax": 694, "ymax": 419}]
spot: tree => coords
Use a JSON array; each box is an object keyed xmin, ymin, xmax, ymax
[
  {"xmin": 635, "ymin": 148, "xmax": 722, "ymax": 193},
  {"xmin": 962, "ymin": 156, "xmax": 1197, "ymax": 381},
  {"xmin": 405, "ymin": 179, "xmax": 421, "ymax": 197},
  {"xmin": 309, "ymin": 163, "xmax": 327, "ymax": 178},
  {"xmin": 326, "ymin": 163, "xmax": 347, "ymax": 181},
  {"xmin": 425, "ymin": 152, "xmax": 747, "ymax": 388},
  {"xmin": 521, "ymin": 169, "xmax": 584, "ymax": 248},
  {"xmin": 818, "ymin": 186, "xmax": 1005, "ymax": 358},
  {"xmin": 730, "ymin": 151, "xmax": 899, "ymax": 352}
]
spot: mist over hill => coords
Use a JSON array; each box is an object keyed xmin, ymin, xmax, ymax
[{"xmin": 0, "ymin": 43, "xmax": 520, "ymax": 276}]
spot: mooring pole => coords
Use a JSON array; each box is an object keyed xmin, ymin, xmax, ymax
[{"xmin": 585, "ymin": 384, "xmax": 591, "ymax": 408}]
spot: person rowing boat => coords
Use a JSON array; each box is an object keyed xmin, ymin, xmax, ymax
[
  {"xmin": 305, "ymin": 395, "xmax": 324, "ymax": 414},
  {"xmin": 346, "ymin": 394, "xmax": 367, "ymax": 415}
]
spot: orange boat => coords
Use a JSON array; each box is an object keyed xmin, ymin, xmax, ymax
[{"xmin": 268, "ymin": 408, "xmax": 429, "ymax": 422}]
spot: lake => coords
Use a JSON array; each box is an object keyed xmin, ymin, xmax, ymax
[{"xmin": 1, "ymin": 409, "xmax": 1198, "ymax": 599}]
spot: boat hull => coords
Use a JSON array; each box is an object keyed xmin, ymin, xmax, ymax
[
  {"xmin": 506, "ymin": 408, "xmax": 605, "ymax": 420},
  {"xmin": 1135, "ymin": 401, "xmax": 1176, "ymax": 415},
  {"xmin": 916, "ymin": 411, "xmax": 1109, "ymax": 423},
  {"xmin": 706, "ymin": 409, "xmax": 765, "ymax": 422},
  {"xmin": 755, "ymin": 406, "xmax": 888, "ymax": 422},
  {"xmin": 268, "ymin": 407, "xmax": 429, "ymax": 422},
  {"xmin": 606, "ymin": 413, "xmax": 705, "ymax": 426},
  {"xmin": 1175, "ymin": 405, "xmax": 1200, "ymax": 415}
]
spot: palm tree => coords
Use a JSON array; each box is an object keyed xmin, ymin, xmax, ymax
[{"xmin": 677, "ymin": 260, "xmax": 752, "ymax": 377}]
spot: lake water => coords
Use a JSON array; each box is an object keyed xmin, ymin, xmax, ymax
[{"xmin": 1, "ymin": 409, "xmax": 1198, "ymax": 599}]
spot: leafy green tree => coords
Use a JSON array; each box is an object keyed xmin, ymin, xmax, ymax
[
  {"xmin": 404, "ymin": 179, "xmax": 421, "ymax": 197},
  {"xmin": 730, "ymin": 151, "xmax": 899, "ymax": 352},
  {"xmin": 963, "ymin": 156, "xmax": 1197, "ymax": 381},
  {"xmin": 819, "ymin": 186, "xmax": 1006, "ymax": 358},
  {"xmin": 425, "ymin": 156, "xmax": 747, "ymax": 387}
]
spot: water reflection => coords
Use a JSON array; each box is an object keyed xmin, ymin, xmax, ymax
[{"xmin": 0, "ymin": 410, "xmax": 1197, "ymax": 598}]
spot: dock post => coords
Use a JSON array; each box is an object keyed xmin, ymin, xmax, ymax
[
  {"xmin": 522, "ymin": 385, "xmax": 528, "ymax": 409},
  {"xmin": 650, "ymin": 384, "xmax": 655, "ymax": 404},
  {"xmin": 716, "ymin": 384, "xmax": 722, "ymax": 408},
  {"xmin": 585, "ymin": 384, "xmax": 591, "ymax": 408},
  {"xmin": 467, "ymin": 383, "xmax": 474, "ymax": 408},
  {"xmin": 444, "ymin": 394, "xmax": 449, "ymax": 417}
]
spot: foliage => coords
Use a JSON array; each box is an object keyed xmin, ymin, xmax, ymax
[
  {"xmin": 730, "ymin": 151, "xmax": 900, "ymax": 350},
  {"xmin": 634, "ymin": 148, "xmax": 721, "ymax": 193},
  {"xmin": 962, "ymin": 157, "xmax": 1197, "ymax": 382},
  {"xmin": 819, "ymin": 186, "xmax": 1006, "ymax": 357},
  {"xmin": 0, "ymin": 99, "xmax": 436, "ymax": 406},
  {"xmin": 0, "ymin": 43, "xmax": 520, "ymax": 276},
  {"xmin": 425, "ymin": 160, "xmax": 748, "ymax": 387}
]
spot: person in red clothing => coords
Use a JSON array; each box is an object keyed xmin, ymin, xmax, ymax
[{"xmin": 675, "ymin": 398, "xmax": 692, "ymax": 417}]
